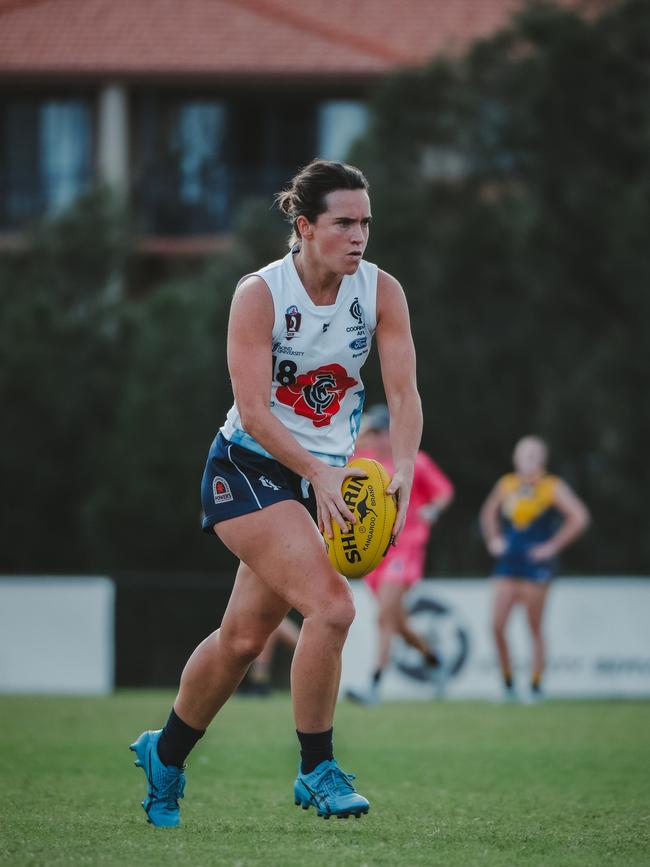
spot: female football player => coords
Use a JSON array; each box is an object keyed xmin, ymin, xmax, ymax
[
  {"xmin": 480, "ymin": 436, "xmax": 590, "ymax": 701},
  {"xmin": 130, "ymin": 160, "xmax": 423, "ymax": 825},
  {"xmin": 347, "ymin": 404, "xmax": 454, "ymax": 704}
]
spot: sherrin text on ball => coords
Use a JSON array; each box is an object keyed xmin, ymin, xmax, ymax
[{"xmin": 324, "ymin": 457, "xmax": 397, "ymax": 579}]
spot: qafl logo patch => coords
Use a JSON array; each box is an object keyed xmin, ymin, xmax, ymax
[
  {"xmin": 213, "ymin": 476, "xmax": 234, "ymax": 504},
  {"xmin": 285, "ymin": 305, "xmax": 302, "ymax": 340}
]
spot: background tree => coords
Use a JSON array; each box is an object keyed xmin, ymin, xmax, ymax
[
  {"xmin": 2, "ymin": 0, "xmax": 647, "ymax": 576},
  {"xmin": 0, "ymin": 191, "xmax": 130, "ymax": 571},
  {"xmin": 353, "ymin": 0, "xmax": 650, "ymax": 574}
]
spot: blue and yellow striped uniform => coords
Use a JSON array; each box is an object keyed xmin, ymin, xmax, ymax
[{"xmin": 493, "ymin": 474, "xmax": 561, "ymax": 582}]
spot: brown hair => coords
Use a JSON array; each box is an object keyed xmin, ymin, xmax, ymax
[{"xmin": 275, "ymin": 159, "xmax": 369, "ymax": 247}]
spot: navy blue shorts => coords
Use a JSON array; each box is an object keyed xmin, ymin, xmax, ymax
[
  {"xmin": 200, "ymin": 433, "xmax": 317, "ymax": 533},
  {"xmin": 493, "ymin": 552, "xmax": 557, "ymax": 583}
]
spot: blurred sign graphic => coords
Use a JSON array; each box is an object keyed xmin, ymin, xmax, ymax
[{"xmin": 341, "ymin": 579, "xmax": 650, "ymax": 700}]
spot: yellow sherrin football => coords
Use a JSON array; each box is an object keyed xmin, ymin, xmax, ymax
[{"xmin": 324, "ymin": 457, "xmax": 397, "ymax": 579}]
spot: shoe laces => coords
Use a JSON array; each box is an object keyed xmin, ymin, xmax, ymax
[
  {"xmin": 313, "ymin": 763, "xmax": 356, "ymax": 798},
  {"xmin": 150, "ymin": 769, "xmax": 185, "ymax": 808}
]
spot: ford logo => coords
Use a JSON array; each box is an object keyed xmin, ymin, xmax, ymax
[{"xmin": 349, "ymin": 337, "xmax": 367, "ymax": 351}]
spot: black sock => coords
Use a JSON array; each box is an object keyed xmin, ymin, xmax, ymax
[
  {"xmin": 157, "ymin": 707, "xmax": 205, "ymax": 768},
  {"xmin": 297, "ymin": 727, "xmax": 333, "ymax": 774},
  {"xmin": 372, "ymin": 668, "xmax": 383, "ymax": 685}
]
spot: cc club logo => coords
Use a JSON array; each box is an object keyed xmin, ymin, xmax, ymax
[{"xmin": 275, "ymin": 363, "xmax": 358, "ymax": 427}]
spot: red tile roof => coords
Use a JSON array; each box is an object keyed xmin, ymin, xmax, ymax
[{"xmin": 0, "ymin": 0, "xmax": 593, "ymax": 79}]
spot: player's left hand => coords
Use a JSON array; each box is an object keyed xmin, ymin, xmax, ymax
[
  {"xmin": 386, "ymin": 467, "xmax": 414, "ymax": 542},
  {"xmin": 529, "ymin": 541, "xmax": 558, "ymax": 562}
]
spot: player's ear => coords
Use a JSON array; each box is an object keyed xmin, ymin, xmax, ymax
[{"xmin": 296, "ymin": 215, "xmax": 313, "ymax": 240}]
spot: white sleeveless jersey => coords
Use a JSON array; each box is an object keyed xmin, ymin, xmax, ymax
[{"xmin": 221, "ymin": 248, "xmax": 378, "ymax": 466}]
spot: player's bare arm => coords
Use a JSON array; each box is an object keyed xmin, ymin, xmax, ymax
[
  {"xmin": 227, "ymin": 276, "xmax": 364, "ymax": 535},
  {"xmin": 375, "ymin": 269, "xmax": 422, "ymax": 539}
]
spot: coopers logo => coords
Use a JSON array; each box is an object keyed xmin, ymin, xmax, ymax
[
  {"xmin": 338, "ymin": 479, "xmax": 379, "ymax": 565},
  {"xmin": 346, "ymin": 297, "xmax": 366, "ymax": 333}
]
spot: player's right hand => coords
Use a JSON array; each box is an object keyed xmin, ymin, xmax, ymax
[{"xmin": 309, "ymin": 464, "xmax": 367, "ymax": 538}]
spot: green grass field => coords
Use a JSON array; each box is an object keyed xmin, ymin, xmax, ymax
[{"xmin": 2, "ymin": 692, "xmax": 649, "ymax": 867}]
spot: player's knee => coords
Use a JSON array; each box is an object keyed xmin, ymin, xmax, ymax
[
  {"xmin": 332, "ymin": 596, "xmax": 356, "ymax": 633},
  {"xmin": 225, "ymin": 629, "xmax": 268, "ymax": 664},
  {"xmin": 320, "ymin": 594, "xmax": 356, "ymax": 635}
]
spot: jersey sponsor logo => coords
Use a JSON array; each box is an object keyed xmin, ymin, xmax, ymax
[
  {"xmin": 213, "ymin": 476, "xmax": 234, "ymax": 504},
  {"xmin": 322, "ymin": 322, "xmax": 330, "ymax": 333},
  {"xmin": 347, "ymin": 298, "xmax": 366, "ymax": 333},
  {"xmin": 349, "ymin": 336, "xmax": 367, "ymax": 351},
  {"xmin": 285, "ymin": 305, "xmax": 302, "ymax": 340},
  {"xmin": 272, "ymin": 341, "xmax": 305, "ymax": 357},
  {"xmin": 350, "ymin": 297, "xmax": 364, "ymax": 324},
  {"xmin": 258, "ymin": 475, "xmax": 281, "ymax": 491},
  {"xmin": 275, "ymin": 363, "xmax": 358, "ymax": 428}
]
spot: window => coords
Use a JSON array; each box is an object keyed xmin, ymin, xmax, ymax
[
  {"xmin": 135, "ymin": 95, "xmax": 227, "ymax": 235},
  {"xmin": 0, "ymin": 96, "xmax": 92, "ymax": 230},
  {"xmin": 317, "ymin": 100, "xmax": 369, "ymax": 162},
  {"xmin": 135, "ymin": 92, "xmax": 317, "ymax": 234}
]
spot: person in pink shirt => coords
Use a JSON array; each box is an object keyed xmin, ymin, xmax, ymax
[{"xmin": 347, "ymin": 404, "xmax": 454, "ymax": 704}]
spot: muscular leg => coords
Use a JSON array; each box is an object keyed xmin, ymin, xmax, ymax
[
  {"xmin": 492, "ymin": 578, "xmax": 520, "ymax": 686},
  {"xmin": 216, "ymin": 500, "xmax": 355, "ymax": 733},
  {"xmin": 174, "ymin": 561, "xmax": 291, "ymax": 728},
  {"xmin": 521, "ymin": 580, "xmax": 550, "ymax": 683}
]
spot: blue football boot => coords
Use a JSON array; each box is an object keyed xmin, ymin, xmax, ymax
[
  {"xmin": 129, "ymin": 730, "xmax": 185, "ymax": 827},
  {"xmin": 294, "ymin": 758, "xmax": 370, "ymax": 819}
]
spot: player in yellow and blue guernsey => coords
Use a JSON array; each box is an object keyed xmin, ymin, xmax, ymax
[{"xmin": 480, "ymin": 436, "xmax": 590, "ymax": 702}]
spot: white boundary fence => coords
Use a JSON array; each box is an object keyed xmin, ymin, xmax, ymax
[
  {"xmin": 1, "ymin": 576, "xmax": 648, "ymax": 698},
  {"xmin": 340, "ymin": 578, "xmax": 650, "ymax": 700},
  {"xmin": 0, "ymin": 577, "xmax": 115, "ymax": 694}
]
